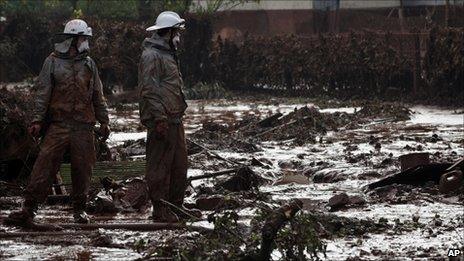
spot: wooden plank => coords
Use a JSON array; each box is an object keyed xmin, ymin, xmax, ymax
[{"xmin": 60, "ymin": 160, "xmax": 146, "ymax": 184}]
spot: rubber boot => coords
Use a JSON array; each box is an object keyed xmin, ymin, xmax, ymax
[
  {"xmin": 4, "ymin": 199, "xmax": 37, "ymax": 227},
  {"xmin": 171, "ymin": 204, "xmax": 202, "ymax": 220},
  {"xmin": 73, "ymin": 202, "xmax": 91, "ymax": 224},
  {"xmin": 152, "ymin": 201, "xmax": 179, "ymax": 223}
]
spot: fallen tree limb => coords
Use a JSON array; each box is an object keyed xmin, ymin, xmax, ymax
[
  {"xmin": 260, "ymin": 199, "xmax": 303, "ymax": 260},
  {"xmin": 244, "ymin": 199, "xmax": 303, "ymax": 261},
  {"xmin": 187, "ymin": 138, "xmax": 244, "ymax": 166},
  {"xmin": 188, "ymin": 168, "xmax": 237, "ymax": 181},
  {"xmin": 0, "ymin": 231, "xmax": 93, "ymax": 238},
  {"xmin": 53, "ymin": 222, "xmax": 212, "ymax": 233}
]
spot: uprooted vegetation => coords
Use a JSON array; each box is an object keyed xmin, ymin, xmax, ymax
[{"xmin": 190, "ymin": 102, "xmax": 412, "ymax": 149}]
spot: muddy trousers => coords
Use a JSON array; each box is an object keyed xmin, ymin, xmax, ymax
[
  {"xmin": 145, "ymin": 123, "xmax": 188, "ymax": 207},
  {"xmin": 24, "ymin": 123, "xmax": 96, "ymax": 210}
]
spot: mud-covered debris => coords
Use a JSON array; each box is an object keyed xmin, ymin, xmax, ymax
[
  {"xmin": 113, "ymin": 139, "xmax": 146, "ymax": 159},
  {"xmin": 273, "ymin": 170, "xmax": 309, "ymax": 185},
  {"xmin": 88, "ymin": 192, "xmax": 119, "ymax": 214},
  {"xmin": 0, "ymin": 181, "xmax": 23, "ymax": 197},
  {"xmin": 328, "ymin": 193, "xmax": 366, "ymax": 211},
  {"xmin": 250, "ymin": 157, "xmax": 267, "ymax": 168},
  {"xmin": 90, "ymin": 232, "xmax": 114, "ymax": 247},
  {"xmin": 89, "ymin": 177, "xmax": 149, "ymax": 214},
  {"xmin": 356, "ymin": 103, "xmax": 412, "ymax": 122},
  {"xmin": 399, "ymin": 152, "xmax": 430, "ymax": 171},
  {"xmin": 278, "ymin": 159, "xmax": 302, "ymax": 170},
  {"xmin": 368, "ymin": 162, "xmax": 457, "ymax": 189},
  {"xmin": 186, "ymin": 139, "xmax": 203, "ymax": 155},
  {"xmin": 201, "ymin": 121, "xmax": 230, "ymax": 133},
  {"xmin": 0, "ymin": 197, "xmax": 21, "ymax": 210},
  {"xmin": 358, "ymin": 171, "xmax": 382, "ymax": 180},
  {"xmin": 257, "ymin": 112, "xmax": 282, "ymax": 128},
  {"xmin": 313, "ymin": 170, "xmax": 348, "ymax": 183},
  {"xmin": 311, "ymin": 212, "xmax": 392, "ymax": 237},
  {"xmin": 328, "ymin": 193, "xmax": 350, "ymax": 210},
  {"xmin": 194, "ymin": 195, "xmax": 240, "ymax": 211},
  {"xmin": 113, "ymin": 178, "xmax": 149, "ymax": 212},
  {"xmin": 218, "ymin": 167, "xmax": 265, "ymax": 192}
]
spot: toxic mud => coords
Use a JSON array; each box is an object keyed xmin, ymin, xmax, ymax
[{"xmin": 1, "ymin": 98, "xmax": 463, "ymax": 260}]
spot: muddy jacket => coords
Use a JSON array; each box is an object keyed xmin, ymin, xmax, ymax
[
  {"xmin": 32, "ymin": 51, "xmax": 109, "ymax": 125},
  {"xmin": 138, "ymin": 35, "xmax": 187, "ymax": 128}
]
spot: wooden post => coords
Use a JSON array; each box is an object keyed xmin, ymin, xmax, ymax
[
  {"xmin": 398, "ymin": 0, "xmax": 406, "ymax": 33},
  {"xmin": 413, "ymin": 33, "xmax": 421, "ymax": 97},
  {"xmin": 445, "ymin": 0, "xmax": 450, "ymax": 27}
]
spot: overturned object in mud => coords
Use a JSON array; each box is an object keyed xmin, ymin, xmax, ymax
[
  {"xmin": 399, "ymin": 152, "xmax": 430, "ymax": 171},
  {"xmin": 439, "ymin": 170, "xmax": 463, "ymax": 194},
  {"xmin": 217, "ymin": 167, "xmax": 265, "ymax": 192},
  {"xmin": 328, "ymin": 193, "xmax": 366, "ymax": 211},
  {"xmin": 367, "ymin": 158, "xmax": 464, "ymax": 190}
]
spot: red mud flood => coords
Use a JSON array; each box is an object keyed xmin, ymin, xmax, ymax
[{"xmin": 1, "ymin": 99, "xmax": 463, "ymax": 260}]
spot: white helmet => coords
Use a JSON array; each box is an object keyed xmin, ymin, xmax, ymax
[
  {"xmin": 60, "ymin": 19, "xmax": 92, "ymax": 36},
  {"xmin": 146, "ymin": 11, "xmax": 185, "ymax": 31}
]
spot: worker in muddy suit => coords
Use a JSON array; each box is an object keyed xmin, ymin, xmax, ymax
[
  {"xmin": 6, "ymin": 19, "xmax": 110, "ymax": 225},
  {"xmin": 139, "ymin": 11, "xmax": 201, "ymax": 222}
]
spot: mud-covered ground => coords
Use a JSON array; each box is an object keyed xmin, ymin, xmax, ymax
[{"xmin": 1, "ymin": 98, "xmax": 463, "ymax": 260}]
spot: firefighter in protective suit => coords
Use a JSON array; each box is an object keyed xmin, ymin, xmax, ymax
[
  {"xmin": 5, "ymin": 19, "xmax": 110, "ymax": 226},
  {"xmin": 139, "ymin": 11, "xmax": 201, "ymax": 222}
]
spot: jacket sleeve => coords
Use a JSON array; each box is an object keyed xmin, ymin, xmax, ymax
[
  {"xmin": 138, "ymin": 51, "xmax": 167, "ymax": 129},
  {"xmin": 91, "ymin": 62, "xmax": 110, "ymax": 125},
  {"xmin": 31, "ymin": 56, "xmax": 54, "ymax": 123}
]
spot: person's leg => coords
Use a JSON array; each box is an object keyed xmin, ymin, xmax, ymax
[
  {"xmin": 168, "ymin": 124, "xmax": 188, "ymax": 205},
  {"xmin": 69, "ymin": 128, "xmax": 95, "ymax": 223},
  {"xmin": 145, "ymin": 126, "xmax": 177, "ymax": 222},
  {"xmin": 6, "ymin": 125, "xmax": 69, "ymax": 225},
  {"xmin": 168, "ymin": 124, "xmax": 201, "ymax": 219}
]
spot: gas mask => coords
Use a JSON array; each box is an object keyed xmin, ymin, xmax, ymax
[
  {"xmin": 78, "ymin": 39, "xmax": 90, "ymax": 53},
  {"xmin": 170, "ymin": 31, "xmax": 181, "ymax": 50}
]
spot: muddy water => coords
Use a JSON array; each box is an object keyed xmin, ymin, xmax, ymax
[{"xmin": 1, "ymin": 100, "xmax": 462, "ymax": 260}]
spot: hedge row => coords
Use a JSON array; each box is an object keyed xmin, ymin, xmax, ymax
[
  {"xmin": 212, "ymin": 29, "xmax": 463, "ymax": 105},
  {"xmin": 0, "ymin": 14, "xmax": 462, "ymax": 105}
]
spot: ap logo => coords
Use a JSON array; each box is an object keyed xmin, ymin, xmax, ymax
[{"xmin": 448, "ymin": 249, "xmax": 462, "ymax": 260}]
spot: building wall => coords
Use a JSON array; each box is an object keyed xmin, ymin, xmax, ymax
[
  {"xmin": 209, "ymin": 0, "xmax": 464, "ymax": 40},
  {"xmin": 340, "ymin": 0, "xmax": 399, "ymax": 9},
  {"xmin": 193, "ymin": 0, "xmax": 464, "ymax": 11}
]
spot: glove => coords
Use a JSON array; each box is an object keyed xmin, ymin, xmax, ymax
[
  {"xmin": 28, "ymin": 122, "xmax": 42, "ymax": 137},
  {"xmin": 154, "ymin": 120, "xmax": 169, "ymax": 139},
  {"xmin": 98, "ymin": 123, "xmax": 111, "ymax": 141}
]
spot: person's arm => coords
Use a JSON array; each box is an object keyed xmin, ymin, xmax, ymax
[
  {"xmin": 92, "ymin": 63, "xmax": 110, "ymax": 125},
  {"xmin": 138, "ymin": 52, "xmax": 168, "ymax": 129},
  {"xmin": 89, "ymin": 59, "xmax": 110, "ymax": 140},
  {"xmin": 31, "ymin": 56, "xmax": 54, "ymax": 124}
]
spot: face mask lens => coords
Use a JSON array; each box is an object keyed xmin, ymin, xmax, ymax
[{"xmin": 78, "ymin": 39, "xmax": 90, "ymax": 53}]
